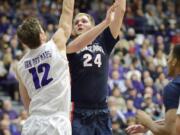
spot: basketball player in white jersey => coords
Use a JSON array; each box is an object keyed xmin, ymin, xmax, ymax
[
  {"xmin": 14, "ymin": 0, "xmax": 118, "ymax": 134},
  {"xmin": 15, "ymin": 0, "xmax": 74, "ymax": 134}
]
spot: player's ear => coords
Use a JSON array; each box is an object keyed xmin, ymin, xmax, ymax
[{"xmin": 40, "ymin": 32, "xmax": 47, "ymax": 43}]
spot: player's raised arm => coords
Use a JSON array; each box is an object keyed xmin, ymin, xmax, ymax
[
  {"xmin": 67, "ymin": 4, "xmax": 117, "ymax": 54},
  {"xmin": 109, "ymin": 0, "xmax": 126, "ymax": 39},
  {"xmin": 52, "ymin": 0, "xmax": 74, "ymax": 52}
]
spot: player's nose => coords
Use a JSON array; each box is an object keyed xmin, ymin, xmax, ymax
[{"xmin": 77, "ymin": 21, "xmax": 83, "ymax": 27}]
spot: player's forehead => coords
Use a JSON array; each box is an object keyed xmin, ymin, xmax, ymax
[{"xmin": 74, "ymin": 14, "xmax": 90, "ymax": 23}]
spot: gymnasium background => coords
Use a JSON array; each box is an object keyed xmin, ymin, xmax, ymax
[{"xmin": 0, "ymin": 0, "xmax": 179, "ymax": 135}]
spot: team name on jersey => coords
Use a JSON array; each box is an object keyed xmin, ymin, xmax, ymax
[
  {"xmin": 77, "ymin": 43, "xmax": 105, "ymax": 54},
  {"xmin": 24, "ymin": 51, "xmax": 52, "ymax": 69}
]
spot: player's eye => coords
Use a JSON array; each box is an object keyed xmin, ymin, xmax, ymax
[
  {"xmin": 82, "ymin": 19, "xmax": 88, "ymax": 23},
  {"xmin": 75, "ymin": 20, "xmax": 79, "ymax": 25}
]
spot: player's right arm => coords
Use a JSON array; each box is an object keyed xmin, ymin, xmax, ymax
[
  {"xmin": 67, "ymin": 4, "xmax": 118, "ymax": 54},
  {"xmin": 52, "ymin": 0, "xmax": 74, "ymax": 54},
  {"xmin": 13, "ymin": 65, "xmax": 30, "ymax": 112}
]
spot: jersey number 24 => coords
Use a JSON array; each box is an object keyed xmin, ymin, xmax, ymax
[{"xmin": 83, "ymin": 54, "xmax": 102, "ymax": 68}]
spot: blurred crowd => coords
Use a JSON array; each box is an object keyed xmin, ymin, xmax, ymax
[{"xmin": 0, "ymin": 0, "xmax": 179, "ymax": 135}]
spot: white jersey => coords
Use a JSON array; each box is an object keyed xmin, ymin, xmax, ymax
[{"xmin": 17, "ymin": 40, "xmax": 71, "ymax": 118}]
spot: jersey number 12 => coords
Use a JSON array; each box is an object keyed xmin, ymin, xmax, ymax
[{"xmin": 29, "ymin": 63, "xmax": 53, "ymax": 89}]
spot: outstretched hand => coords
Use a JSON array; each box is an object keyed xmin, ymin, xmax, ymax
[
  {"xmin": 104, "ymin": 2, "xmax": 119, "ymax": 25},
  {"xmin": 126, "ymin": 124, "xmax": 148, "ymax": 134},
  {"xmin": 125, "ymin": 110, "xmax": 151, "ymax": 134}
]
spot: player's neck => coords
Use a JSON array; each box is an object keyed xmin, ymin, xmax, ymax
[{"xmin": 40, "ymin": 40, "xmax": 46, "ymax": 45}]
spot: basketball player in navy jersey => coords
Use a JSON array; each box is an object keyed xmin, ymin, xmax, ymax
[
  {"xmin": 126, "ymin": 45, "xmax": 180, "ymax": 135},
  {"xmin": 67, "ymin": 0, "xmax": 126, "ymax": 135}
]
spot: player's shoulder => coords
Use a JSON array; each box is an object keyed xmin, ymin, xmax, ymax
[
  {"xmin": 164, "ymin": 81, "xmax": 174, "ymax": 91},
  {"xmin": 172, "ymin": 76, "xmax": 180, "ymax": 85},
  {"xmin": 67, "ymin": 36, "xmax": 75, "ymax": 46},
  {"xmin": 164, "ymin": 79, "xmax": 180, "ymax": 95},
  {"xmin": 46, "ymin": 39, "xmax": 56, "ymax": 46}
]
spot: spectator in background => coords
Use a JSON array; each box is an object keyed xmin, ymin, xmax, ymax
[
  {"xmin": 0, "ymin": 100, "xmax": 18, "ymax": 120},
  {"xmin": 0, "ymin": 113, "xmax": 20, "ymax": 135},
  {"xmin": 155, "ymin": 72, "xmax": 169, "ymax": 93},
  {"xmin": 124, "ymin": 99, "xmax": 136, "ymax": 119},
  {"xmin": 124, "ymin": 88, "xmax": 143, "ymax": 109},
  {"xmin": 112, "ymin": 120, "xmax": 126, "ymax": 135},
  {"xmin": 153, "ymin": 49, "xmax": 167, "ymax": 67},
  {"xmin": 109, "ymin": 70, "xmax": 126, "ymax": 92},
  {"xmin": 111, "ymin": 87, "xmax": 127, "ymax": 112}
]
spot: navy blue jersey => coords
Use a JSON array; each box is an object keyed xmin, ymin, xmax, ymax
[
  {"xmin": 163, "ymin": 76, "xmax": 180, "ymax": 112},
  {"xmin": 67, "ymin": 28, "xmax": 118, "ymax": 108}
]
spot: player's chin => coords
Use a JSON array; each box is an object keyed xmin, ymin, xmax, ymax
[{"xmin": 77, "ymin": 28, "xmax": 88, "ymax": 34}]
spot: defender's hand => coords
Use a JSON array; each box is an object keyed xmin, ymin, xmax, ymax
[
  {"xmin": 136, "ymin": 110, "xmax": 153, "ymax": 126},
  {"xmin": 126, "ymin": 124, "xmax": 148, "ymax": 134}
]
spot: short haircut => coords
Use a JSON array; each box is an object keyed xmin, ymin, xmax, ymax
[
  {"xmin": 17, "ymin": 17, "xmax": 41, "ymax": 49},
  {"xmin": 172, "ymin": 44, "xmax": 180, "ymax": 60},
  {"xmin": 73, "ymin": 13, "xmax": 95, "ymax": 26}
]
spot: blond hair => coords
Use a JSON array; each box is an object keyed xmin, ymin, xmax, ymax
[{"xmin": 73, "ymin": 13, "xmax": 95, "ymax": 26}]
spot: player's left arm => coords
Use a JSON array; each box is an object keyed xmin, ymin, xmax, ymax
[
  {"xmin": 13, "ymin": 65, "xmax": 30, "ymax": 112},
  {"xmin": 18, "ymin": 79, "xmax": 31, "ymax": 112},
  {"xmin": 109, "ymin": 0, "xmax": 126, "ymax": 39}
]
